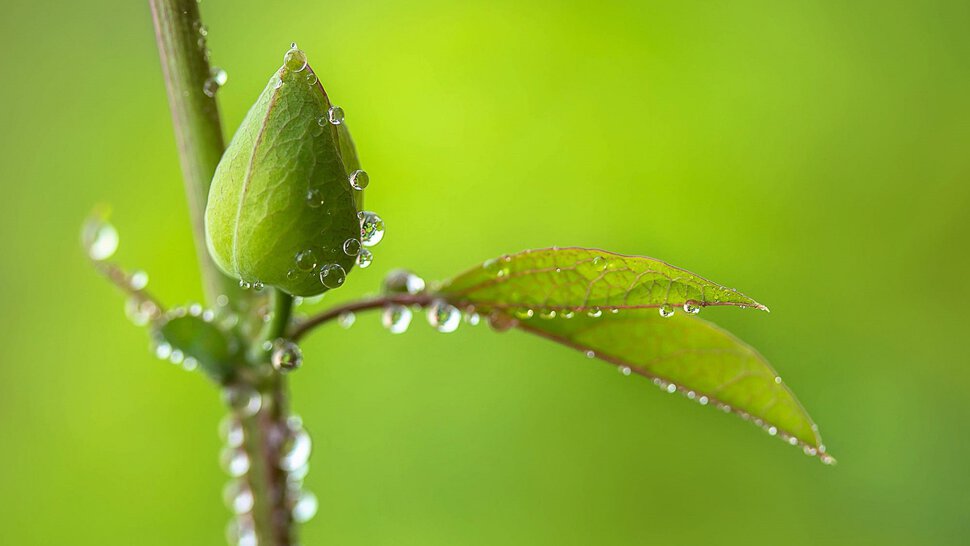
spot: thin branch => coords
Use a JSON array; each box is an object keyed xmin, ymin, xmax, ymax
[
  {"xmin": 149, "ymin": 0, "xmax": 246, "ymax": 309},
  {"xmin": 290, "ymin": 293, "xmax": 434, "ymax": 341}
]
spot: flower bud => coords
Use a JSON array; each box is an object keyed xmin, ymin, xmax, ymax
[{"xmin": 205, "ymin": 45, "xmax": 361, "ymax": 296}]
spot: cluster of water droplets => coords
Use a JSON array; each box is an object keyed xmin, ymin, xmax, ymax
[
  {"xmin": 220, "ymin": 386, "xmax": 318, "ymax": 545},
  {"xmin": 151, "ymin": 303, "xmax": 222, "ymax": 372}
]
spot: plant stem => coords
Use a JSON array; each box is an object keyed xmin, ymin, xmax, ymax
[
  {"xmin": 290, "ymin": 293, "xmax": 435, "ymax": 341},
  {"xmin": 149, "ymin": 0, "xmax": 245, "ymax": 310}
]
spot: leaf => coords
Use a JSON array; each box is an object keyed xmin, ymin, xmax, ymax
[
  {"xmin": 205, "ymin": 47, "xmax": 360, "ymax": 296},
  {"xmin": 437, "ymin": 248, "xmax": 831, "ymax": 462},
  {"xmin": 438, "ymin": 247, "xmax": 768, "ymax": 313},
  {"xmin": 152, "ymin": 310, "xmax": 241, "ymax": 382}
]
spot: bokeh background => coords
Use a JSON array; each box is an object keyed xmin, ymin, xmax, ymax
[{"xmin": 1, "ymin": 0, "xmax": 968, "ymax": 544}]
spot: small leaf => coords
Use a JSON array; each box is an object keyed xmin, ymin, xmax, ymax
[
  {"xmin": 153, "ymin": 312, "xmax": 240, "ymax": 382},
  {"xmin": 438, "ymin": 248, "xmax": 768, "ymax": 313},
  {"xmin": 205, "ymin": 46, "xmax": 360, "ymax": 296},
  {"xmin": 436, "ymin": 248, "xmax": 830, "ymax": 461}
]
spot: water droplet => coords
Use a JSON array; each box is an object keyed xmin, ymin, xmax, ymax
[
  {"xmin": 292, "ymin": 490, "xmax": 318, "ymax": 523},
  {"xmin": 338, "ymin": 311, "xmax": 356, "ymax": 329},
  {"xmin": 464, "ymin": 311, "xmax": 481, "ymax": 326},
  {"xmin": 274, "ymin": 76, "xmax": 283, "ymax": 89},
  {"xmin": 514, "ymin": 308, "xmax": 534, "ymax": 320},
  {"xmin": 125, "ymin": 298, "xmax": 157, "ymax": 326},
  {"xmin": 585, "ymin": 350, "xmax": 595, "ymax": 358},
  {"xmin": 223, "ymin": 479, "xmax": 254, "ymax": 514},
  {"xmin": 182, "ymin": 356, "xmax": 199, "ymax": 371},
  {"xmin": 328, "ymin": 105, "xmax": 345, "ymax": 125},
  {"xmin": 211, "ymin": 66, "xmax": 228, "ymax": 86},
  {"xmin": 155, "ymin": 342, "xmax": 172, "ymax": 360},
  {"xmin": 349, "ymin": 169, "xmax": 369, "ymax": 190},
  {"xmin": 226, "ymin": 518, "xmax": 257, "ymax": 546},
  {"xmin": 487, "ymin": 312, "xmax": 516, "ymax": 332},
  {"xmin": 83, "ymin": 218, "xmax": 119, "ymax": 261},
  {"xmin": 219, "ymin": 416, "xmax": 245, "ymax": 448},
  {"xmin": 659, "ymin": 304, "xmax": 675, "ymax": 318},
  {"xmin": 619, "ymin": 366, "xmax": 632, "ymax": 376},
  {"xmin": 356, "ymin": 248, "xmax": 373, "ymax": 268},
  {"xmin": 767, "ymin": 426, "xmax": 778, "ymax": 436},
  {"xmin": 382, "ymin": 305, "xmax": 412, "ymax": 334},
  {"xmin": 698, "ymin": 396, "xmax": 709, "ymax": 405},
  {"xmin": 220, "ymin": 447, "xmax": 250, "ymax": 477},
  {"xmin": 295, "ymin": 249, "xmax": 318, "ymax": 271},
  {"xmin": 129, "ymin": 270, "xmax": 149, "ymax": 290},
  {"xmin": 252, "ymin": 281, "xmax": 264, "ymax": 291},
  {"xmin": 539, "ymin": 308, "xmax": 557, "ymax": 320},
  {"xmin": 239, "ymin": 280, "xmax": 252, "ymax": 289},
  {"xmin": 560, "ymin": 309, "xmax": 575, "ymax": 319},
  {"xmin": 666, "ymin": 383, "xmax": 677, "ymax": 394},
  {"xmin": 281, "ymin": 418, "xmax": 312, "ymax": 471},
  {"xmin": 359, "ymin": 211, "xmax": 385, "ymax": 247},
  {"xmin": 774, "ymin": 376, "xmax": 783, "ymax": 384},
  {"xmin": 223, "ymin": 386, "xmax": 262, "ymax": 417},
  {"xmin": 319, "ymin": 263, "xmax": 346, "ymax": 289},
  {"xmin": 343, "ymin": 238, "xmax": 361, "ymax": 256},
  {"xmin": 283, "ymin": 45, "xmax": 307, "ymax": 72},
  {"xmin": 169, "ymin": 349, "xmax": 184, "ymax": 365},
  {"xmin": 271, "ymin": 339, "xmax": 303, "ymax": 372},
  {"xmin": 197, "ymin": 24, "xmax": 208, "ymax": 37},
  {"xmin": 305, "ymin": 72, "xmax": 318, "ymax": 85},
  {"xmin": 427, "ymin": 300, "xmax": 460, "ymax": 333},
  {"xmin": 383, "ymin": 269, "xmax": 424, "ymax": 294},
  {"xmin": 683, "ymin": 302, "xmax": 700, "ymax": 315},
  {"xmin": 587, "ymin": 307, "xmax": 603, "ymax": 318}
]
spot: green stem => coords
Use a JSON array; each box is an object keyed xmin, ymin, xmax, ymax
[{"xmin": 148, "ymin": 0, "xmax": 245, "ymax": 310}]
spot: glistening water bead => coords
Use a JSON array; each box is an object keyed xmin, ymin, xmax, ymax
[
  {"xmin": 382, "ymin": 305, "xmax": 412, "ymax": 334},
  {"xmin": 295, "ymin": 249, "xmax": 318, "ymax": 271},
  {"xmin": 319, "ymin": 263, "xmax": 346, "ymax": 288},
  {"xmin": 427, "ymin": 300, "xmax": 461, "ymax": 333},
  {"xmin": 271, "ymin": 339, "xmax": 303, "ymax": 372},
  {"xmin": 283, "ymin": 44, "xmax": 307, "ymax": 72},
  {"xmin": 83, "ymin": 219, "xmax": 119, "ymax": 261},
  {"xmin": 359, "ymin": 211, "xmax": 385, "ymax": 247},
  {"xmin": 342, "ymin": 238, "xmax": 361, "ymax": 256},
  {"xmin": 659, "ymin": 304, "xmax": 675, "ymax": 318},
  {"xmin": 356, "ymin": 248, "xmax": 373, "ymax": 268},
  {"xmin": 349, "ymin": 169, "xmax": 369, "ymax": 190},
  {"xmin": 327, "ymin": 106, "xmax": 345, "ymax": 125},
  {"xmin": 683, "ymin": 302, "xmax": 701, "ymax": 315}
]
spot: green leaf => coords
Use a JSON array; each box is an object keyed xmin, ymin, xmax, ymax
[
  {"xmin": 152, "ymin": 310, "xmax": 241, "ymax": 382},
  {"xmin": 437, "ymin": 248, "xmax": 831, "ymax": 462},
  {"xmin": 204, "ymin": 47, "xmax": 360, "ymax": 296},
  {"xmin": 438, "ymin": 247, "xmax": 768, "ymax": 314}
]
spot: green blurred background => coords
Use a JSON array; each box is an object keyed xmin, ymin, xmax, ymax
[{"xmin": 1, "ymin": 0, "xmax": 968, "ymax": 544}]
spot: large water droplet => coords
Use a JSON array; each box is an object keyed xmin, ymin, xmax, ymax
[
  {"xmin": 283, "ymin": 44, "xmax": 307, "ymax": 72},
  {"xmin": 349, "ymin": 169, "xmax": 369, "ymax": 190},
  {"xmin": 211, "ymin": 66, "xmax": 228, "ymax": 86},
  {"xmin": 382, "ymin": 305, "xmax": 412, "ymax": 334},
  {"xmin": 305, "ymin": 72, "xmax": 318, "ymax": 85},
  {"xmin": 306, "ymin": 188, "xmax": 325, "ymax": 208},
  {"xmin": 295, "ymin": 249, "xmax": 318, "ymax": 272},
  {"xmin": 83, "ymin": 218, "xmax": 119, "ymax": 261},
  {"xmin": 359, "ymin": 211, "xmax": 385, "ymax": 247},
  {"xmin": 292, "ymin": 490, "xmax": 318, "ymax": 523},
  {"xmin": 129, "ymin": 270, "xmax": 149, "ymax": 290},
  {"xmin": 356, "ymin": 248, "xmax": 373, "ymax": 268},
  {"xmin": 427, "ymin": 300, "xmax": 460, "ymax": 333},
  {"xmin": 319, "ymin": 263, "xmax": 346, "ymax": 289},
  {"xmin": 683, "ymin": 302, "xmax": 700, "ymax": 315},
  {"xmin": 220, "ymin": 447, "xmax": 250, "ymax": 477},
  {"xmin": 328, "ymin": 105, "xmax": 345, "ymax": 125},
  {"xmin": 271, "ymin": 339, "xmax": 303, "ymax": 372},
  {"xmin": 659, "ymin": 304, "xmax": 675, "ymax": 318},
  {"xmin": 587, "ymin": 307, "xmax": 603, "ymax": 318},
  {"xmin": 223, "ymin": 479, "xmax": 254, "ymax": 514},
  {"xmin": 342, "ymin": 238, "xmax": 361, "ymax": 256}
]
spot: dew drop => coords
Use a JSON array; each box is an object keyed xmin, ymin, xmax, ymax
[
  {"xmin": 155, "ymin": 342, "xmax": 172, "ymax": 360},
  {"xmin": 774, "ymin": 376, "xmax": 783, "ymax": 384},
  {"xmin": 683, "ymin": 302, "xmax": 701, "ymax": 315},
  {"xmin": 292, "ymin": 490, "xmax": 318, "ymax": 523},
  {"xmin": 125, "ymin": 298, "xmax": 156, "ymax": 326},
  {"xmin": 223, "ymin": 479, "xmax": 254, "ymax": 514},
  {"xmin": 359, "ymin": 211, "xmax": 385, "ymax": 247},
  {"xmin": 223, "ymin": 386, "xmax": 262, "ymax": 418},
  {"xmin": 356, "ymin": 248, "xmax": 373, "ymax": 268},
  {"xmin": 305, "ymin": 72, "xmax": 318, "ymax": 85},
  {"xmin": 585, "ymin": 350, "xmax": 595, "ymax": 359},
  {"xmin": 338, "ymin": 311, "xmax": 356, "ymax": 329},
  {"xmin": 487, "ymin": 311, "xmax": 516, "ymax": 332},
  {"xmin": 211, "ymin": 66, "xmax": 228, "ymax": 86},
  {"xmin": 348, "ymin": 169, "xmax": 369, "ymax": 190},
  {"xmin": 698, "ymin": 396, "xmax": 709, "ymax": 405},
  {"xmin": 666, "ymin": 383, "xmax": 677, "ymax": 394},
  {"xmin": 539, "ymin": 308, "xmax": 557, "ymax": 320},
  {"xmin": 219, "ymin": 447, "xmax": 250, "ymax": 477},
  {"xmin": 464, "ymin": 311, "xmax": 481, "ymax": 326},
  {"xmin": 767, "ymin": 426, "xmax": 778, "ymax": 436},
  {"xmin": 514, "ymin": 308, "xmax": 534, "ymax": 320},
  {"xmin": 560, "ymin": 309, "xmax": 575, "ymax": 319},
  {"xmin": 382, "ymin": 305, "xmax": 412, "ymax": 334},
  {"xmin": 427, "ymin": 300, "xmax": 461, "ymax": 333},
  {"xmin": 283, "ymin": 45, "xmax": 307, "ymax": 72},
  {"xmin": 587, "ymin": 307, "xmax": 603, "ymax": 318},
  {"xmin": 619, "ymin": 366, "xmax": 632, "ymax": 376},
  {"xmin": 239, "ymin": 280, "xmax": 252, "ymax": 290},
  {"xmin": 252, "ymin": 280, "xmax": 264, "ymax": 291},
  {"xmin": 659, "ymin": 304, "xmax": 675, "ymax": 318},
  {"xmin": 328, "ymin": 105, "xmax": 345, "ymax": 125},
  {"xmin": 130, "ymin": 270, "xmax": 149, "ymax": 290},
  {"xmin": 319, "ymin": 263, "xmax": 346, "ymax": 289},
  {"xmin": 280, "ymin": 418, "xmax": 312, "ymax": 471},
  {"xmin": 83, "ymin": 218, "xmax": 119, "ymax": 261},
  {"xmin": 306, "ymin": 187, "xmax": 325, "ymax": 208},
  {"xmin": 342, "ymin": 238, "xmax": 361, "ymax": 256},
  {"xmin": 169, "ymin": 349, "xmax": 184, "ymax": 365},
  {"xmin": 271, "ymin": 339, "xmax": 303, "ymax": 372},
  {"xmin": 219, "ymin": 416, "xmax": 245, "ymax": 448},
  {"xmin": 274, "ymin": 76, "xmax": 283, "ymax": 89}
]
